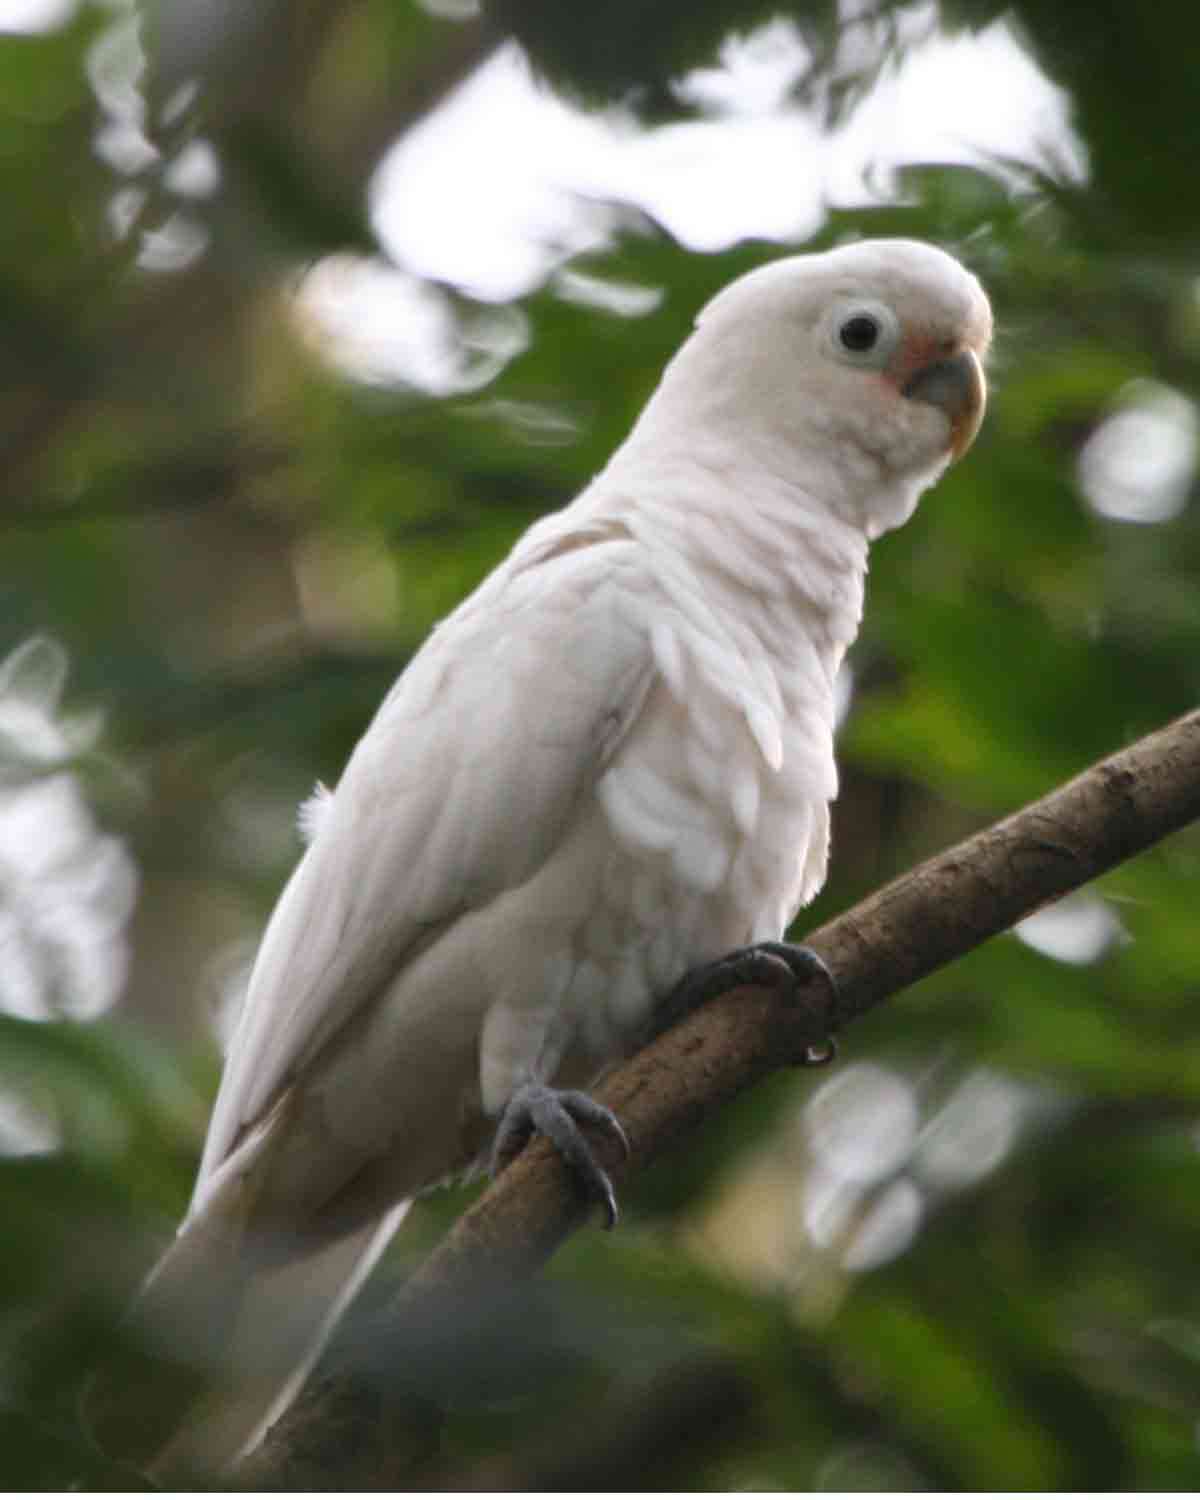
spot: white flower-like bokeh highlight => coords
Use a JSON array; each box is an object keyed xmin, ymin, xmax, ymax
[
  {"xmin": 295, "ymin": 259, "xmax": 530, "ymax": 395},
  {"xmin": 799, "ymin": 1061, "xmax": 1034, "ymax": 1274},
  {"xmin": 373, "ymin": 15, "xmax": 1084, "ymax": 302},
  {"xmin": 86, "ymin": 0, "xmax": 219, "ymax": 273},
  {"xmin": 1016, "ymin": 891, "xmax": 1126, "ymax": 965},
  {"xmin": 299, "ymin": 11, "xmax": 1085, "ymax": 390},
  {"xmin": 0, "ymin": 637, "xmax": 138, "ymax": 1024},
  {"xmin": 1078, "ymin": 380, "xmax": 1198, "ymax": 524},
  {"xmin": 688, "ymin": 1056, "xmax": 1040, "ymax": 1294}
]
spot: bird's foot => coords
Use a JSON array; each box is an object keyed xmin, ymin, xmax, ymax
[
  {"xmin": 491, "ymin": 1082, "xmax": 630, "ymax": 1229},
  {"xmin": 657, "ymin": 940, "xmax": 839, "ymax": 1065}
]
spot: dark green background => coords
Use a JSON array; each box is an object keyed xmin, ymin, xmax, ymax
[{"xmin": 3, "ymin": 0, "xmax": 1200, "ymax": 1487}]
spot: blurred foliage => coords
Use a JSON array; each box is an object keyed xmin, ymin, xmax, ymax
[{"xmin": 2, "ymin": 0, "xmax": 1200, "ymax": 1489}]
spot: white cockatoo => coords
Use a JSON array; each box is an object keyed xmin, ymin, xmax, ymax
[{"xmin": 112, "ymin": 237, "xmax": 991, "ymax": 1470}]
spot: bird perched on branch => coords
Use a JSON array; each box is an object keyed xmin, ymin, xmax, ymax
[{"xmin": 97, "ymin": 237, "xmax": 991, "ymax": 1473}]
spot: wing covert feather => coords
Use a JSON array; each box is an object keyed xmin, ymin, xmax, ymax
[{"xmin": 197, "ymin": 540, "xmax": 656, "ymax": 1193}]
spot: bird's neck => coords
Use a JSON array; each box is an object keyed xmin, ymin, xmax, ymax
[
  {"xmin": 589, "ymin": 433, "xmax": 875, "ymax": 682},
  {"xmin": 613, "ymin": 336, "xmax": 937, "ymax": 542}
]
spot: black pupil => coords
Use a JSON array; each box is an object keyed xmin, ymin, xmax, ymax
[{"xmin": 840, "ymin": 314, "xmax": 880, "ymax": 352}]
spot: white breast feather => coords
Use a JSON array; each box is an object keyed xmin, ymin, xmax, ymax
[{"xmin": 196, "ymin": 464, "xmax": 868, "ymax": 1206}]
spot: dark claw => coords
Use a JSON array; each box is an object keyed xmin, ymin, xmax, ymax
[
  {"xmin": 723, "ymin": 940, "xmax": 837, "ymax": 1004},
  {"xmin": 801, "ymin": 1035, "xmax": 838, "ymax": 1066},
  {"xmin": 656, "ymin": 940, "xmax": 839, "ymax": 1065},
  {"xmin": 491, "ymin": 1082, "xmax": 629, "ymax": 1229}
]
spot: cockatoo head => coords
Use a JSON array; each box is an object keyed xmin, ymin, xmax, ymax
[{"xmin": 639, "ymin": 238, "xmax": 992, "ymax": 538}]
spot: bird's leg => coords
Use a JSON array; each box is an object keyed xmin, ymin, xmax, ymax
[
  {"xmin": 490, "ymin": 1082, "xmax": 630, "ymax": 1229},
  {"xmin": 489, "ymin": 943, "xmax": 832, "ymax": 1228},
  {"xmin": 653, "ymin": 940, "xmax": 839, "ymax": 1065}
]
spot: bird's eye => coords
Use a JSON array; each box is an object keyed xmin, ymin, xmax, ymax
[
  {"xmin": 825, "ymin": 299, "xmax": 899, "ymax": 368},
  {"xmin": 838, "ymin": 314, "xmax": 881, "ymax": 353}
]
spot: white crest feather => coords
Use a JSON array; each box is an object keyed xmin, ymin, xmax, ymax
[{"xmin": 296, "ymin": 781, "xmax": 333, "ymax": 844}]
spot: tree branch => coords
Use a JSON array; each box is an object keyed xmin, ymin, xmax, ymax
[{"xmin": 247, "ymin": 707, "xmax": 1200, "ymax": 1487}]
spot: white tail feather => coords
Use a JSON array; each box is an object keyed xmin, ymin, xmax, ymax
[{"xmin": 120, "ymin": 1191, "xmax": 411, "ymax": 1478}]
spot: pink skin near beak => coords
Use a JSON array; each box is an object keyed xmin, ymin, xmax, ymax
[{"xmin": 890, "ymin": 337, "xmax": 988, "ymax": 462}]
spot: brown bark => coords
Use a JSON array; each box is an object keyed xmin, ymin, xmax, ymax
[{"xmin": 247, "ymin": 707, "xmax": 1200, "ymax": 1487}]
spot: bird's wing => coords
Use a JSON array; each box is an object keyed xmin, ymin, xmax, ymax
[{"xmin": 195, "ymin": 529, "xmax": 657, "ymax": 1194}]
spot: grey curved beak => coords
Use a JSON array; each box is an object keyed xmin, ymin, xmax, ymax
[{"xmin": 902, "ymin": 348, "xmax": 986, "ymax": 461}]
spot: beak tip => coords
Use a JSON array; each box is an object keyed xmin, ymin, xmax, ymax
[{"xmin": 949, "ymin": 400, "xmax": 985, "ymax": 463}]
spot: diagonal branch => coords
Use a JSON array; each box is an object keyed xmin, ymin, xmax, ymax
[{"xmin": 248, "ymin": 707, "xmax": 1200, "ymax": 1487}]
